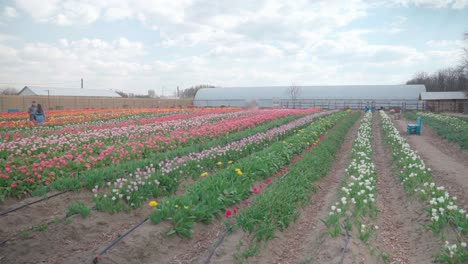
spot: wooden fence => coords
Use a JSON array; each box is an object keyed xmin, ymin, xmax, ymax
[{"xmin": 0, "ymin": 95, "xmax": 193, "ymax": 112}]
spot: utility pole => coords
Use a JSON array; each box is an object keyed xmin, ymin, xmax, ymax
[
  {"xmin": 45, "ymin": 89, "xmax": 50, "ymax": 110},
  {"xmin": 81, "ymin": 78, "xmax": 83, "ymax": 89}
]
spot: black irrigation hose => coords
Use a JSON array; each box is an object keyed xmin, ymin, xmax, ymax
[
  {"xmin": 0, "ymin": 190, "xmax": 68, "ymax": 217},
  {"xmin": 202, "ymin": 226, "xmax": 233, "ymax": 264},
  {"xmin": 93, "ymin": 217, "xmax": 149, "ymax": 264},
  {"xmin": 0, "ymin": 206, "xmax": 97, "ymax": 246},
  {"xmin": 339, "ymin": 225, "xmax": 351, "ymax": 264}
]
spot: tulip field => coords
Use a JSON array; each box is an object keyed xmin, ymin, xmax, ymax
[{"xmin": 0, "ymin": 107, "xmax": 466, "ymax": 264}]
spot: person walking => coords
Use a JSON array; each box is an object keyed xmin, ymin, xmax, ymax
[
  {"xmin": 28, "ymin": 100, "xmax": 37, "ymax": 121},
  {"xmin": 35, "ymin": 104, "xmax": 46, "ymax": 126}
]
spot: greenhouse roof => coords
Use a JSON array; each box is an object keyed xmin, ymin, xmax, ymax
[{"xmin": 194, "ymin": 85, "xmax": 426, "ymax": 101}]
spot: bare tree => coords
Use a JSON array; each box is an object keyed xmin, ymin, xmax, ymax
[
  {"xmin": 148, "ymin": 89, "xmax": 156, "ymax": 98},
  {"xmin": 407, "ymin": 31, "xmax": 468, "ymax": 97},
  {"xmin": 286, "ymin": 83, "xmax": 302, "ymax": 109},
  {"xmin": 463, "ymin": 32, "xmax": 468, "ymax": 97},
  {"xmin": 0, "ymin": 87, "xmax": 19, "ymax": 95},
  {"xmin": 180, "ymin": 84, "xmax": 215, "ymax": 99}
]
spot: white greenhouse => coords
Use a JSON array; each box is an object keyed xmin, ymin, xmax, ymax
[{"xmin": 194, "ymin": 85, "xmax": 426, "ymax": 110}]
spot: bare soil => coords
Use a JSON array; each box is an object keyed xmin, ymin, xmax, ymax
[
  {"xmin": 1, "ymin": 113, "xmax": 465, "ymax": 264},
  {"xmin": 97, "ymin": 220, "xmax": 225, "ymax": 264},
  {"xmin": 372, "ymin": 114, "xmax": 441, "ymax": 264},
  {"xmin": 0, "ymin": 201, "xmax": 153, "ymax": 264},
  {"xmin": 207, "ymin": 114, "xmax": 363, "ymax": 264},
  {"xmin": 0, "ymin": 190, "xmax": 94, "ymax": 243},
  {"xmin": 393, "ymin": 118, "xmax": 468, "ymax": 208}
]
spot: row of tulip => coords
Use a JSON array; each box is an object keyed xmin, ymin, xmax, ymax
[
  {"xmin": 380, "ymin": 110, "xmax": 467, "ymax": 263},
  {"xmin": 234, "ymin": 112, "xmax": 359, "ymax": 244},
  {"xmin": 45, "ymin": 112, "xmax": 311, "ymax": 194},
  {"xmin": 148, "ymin": 111, "xmax": 348, "ymax": 237},
  {"xmin": 405, "ymin": 111, "xmax": 468, "ymax": 149},
  {"xmin": 1, "ymin": 108, "xmax": 233, "ymax": 141},
  {"xmin": 0, "ymin": 108, "xmax": 213, "ymax": 130},
  {"xmin": 1, "ymin": 109, "xmax": 244, "ymax": 153},
  {"xmin": 93, "ymin": 111, "xmax": 335, "ymax": 212},
  {"xmin": 322, "ymin": 112, "xmax": 378, "ymax": 242},
  {"xmin": 0, "ymin": 109, "xmax": 319, "ymax": 198},
  {"xmin": 1, "ymin": 110, "xmax": 245, "ymax": 194}
]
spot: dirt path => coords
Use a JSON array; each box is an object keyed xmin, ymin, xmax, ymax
[
  {"xmin": 393, "ymin": 118, "xmax": 468, "ymax": 207},
  {"xmin": 372, "ymin": 114, "xmax": 440, "ymax": 264},
  {"xmin": 206, "ymin": 114, "xmax": 362, "ymax": 264},
  {"xmin": 0, "ymin": 190, "xmax": 94, "ymax": 243},
  {"xmin": 0, "ymin": 203, "xmax": 153, "ymax": 264},
  {"xmin": 97, "ymin": 219, "xmax": 224, "ymax": 264}
]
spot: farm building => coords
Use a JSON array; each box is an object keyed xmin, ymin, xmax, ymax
[
  {"xmin": 18, "ymin": 86, "xmax": 121, "ymax": 97},
  {"xmin": 194, "ymin": 85, "xmax": 426, "ymax": 110},
  {"xmin": 420, "ymin": 91, "xmax": 468, "ymax": 113}
]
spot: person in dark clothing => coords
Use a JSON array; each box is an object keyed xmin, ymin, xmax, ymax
[
  {"xmin": 28, "ymin": 101, "xmax": 37, "ymax": 121},
  {"xmin": 35, "ymin": 104, "xmax": 46, "ymax": 126}
]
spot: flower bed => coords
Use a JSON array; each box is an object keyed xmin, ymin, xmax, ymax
[
  {"xmin": 322, "ymin": 112, "xmax": 378, "ymax": 242},
  {"xmin": 381, "ymin": 110, "xmax": 467, "ymax": 263},
  {"xmin": 93, "ymin": 111, "xmax": 334, "ymax": 212},
  {"xmin": 404, "ymin": 111, "xmax": 468, "ymax": 149},
  {"xmin": 234, "ymin": 112, "xmax": 359, "ymax": 243},
  {"xmin": 0, "ymin": 108, "xmax": 319, "ymax": 198},
  {"xmin": 148, "ymin": 111, "xmax": 348, "ymax": 237}
]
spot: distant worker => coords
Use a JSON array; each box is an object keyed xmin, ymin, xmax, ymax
[
  {"xmin": 35, "ymin": 104, "xmax": 46, "ymax": 126},
  {"xmin": 28, "ymin": 100, "xmax": 37, "ymax": 121}
]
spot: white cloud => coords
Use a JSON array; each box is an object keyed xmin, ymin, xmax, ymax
[
  {"xmin": 390, "ymin": 0, "xmax": 468, "ymax": 9},
  {"xmin": 13, "ymin": 0, "xmax": 368, "ymax": 47},
  {"xmin": 0, "ymin": 33, "xmax": 17, "ymax": 42},
  {"xmin": 3, "ymin": 6, "xmax": 18, "ymax": 18},
  {"xmin": 426, "ymin": 39, "xmax": 467, "ymax": 48},
  {"xmin": 208, "ymin": 42, "xmax": 284, "ymax": 58},
  {"xmin": 15, "ymin": 0, "xmax": 59, "ymax": 21},
  {"xmin": 4, "ymin": 1, "xmax": 467, "ymax": 92},
  {"xmin": 388, "ymin": 15, "xmax": 407, "ymax": 33},
  {"xmin": 0, "ymin": 37, "xmax": 154, "ymax": 91}
]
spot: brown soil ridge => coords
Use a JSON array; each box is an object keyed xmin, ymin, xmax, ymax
[
  {"xmin": 0, "ymin": 204, "xmax": 153, "ymax": 264},
  {"xmin": 0, "ymin": 190, "xmax": 94, "ymax": 243},
  {"xmin": 373, "ymin": 113, "xmax": 441, "ymax": 264},
  {"xmin": 207, "ymin": 113, "xmax": 362, "ymax": 264},
  {"xmin": 393, "ymin": 117, "xmax": 468, "ymax": 208},
  {"xmin": 97, "ymin": 220, "xmax": 225, "ymax": 264}
]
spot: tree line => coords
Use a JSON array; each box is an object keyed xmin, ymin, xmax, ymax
[
  {"xmin": 179, "ymin": 84, "xmax": 215, "ymax": 98},
  {"xmin": 406, "ymin": 32, "xmax": 468, "ymax": 96}
]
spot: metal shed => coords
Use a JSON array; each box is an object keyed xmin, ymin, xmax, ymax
[
  {"xmin": 420, "ymin": 91, "xmax": 468, "ymax": 113},
  {"xmin": 194, "ymin": 85, "xmax": 426, "ymax": 110}
]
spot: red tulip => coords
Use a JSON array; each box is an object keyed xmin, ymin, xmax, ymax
[{"xmin": 224, "ymin": 209, "xmax": 233, "ymax": 218}]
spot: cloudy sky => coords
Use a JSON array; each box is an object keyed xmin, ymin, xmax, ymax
[{"xmin": 0, "ymin": 0, "xmax": 467, "ymax": 95}]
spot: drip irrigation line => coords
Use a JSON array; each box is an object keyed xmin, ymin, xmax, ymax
[
  {"xmin": 0, "ymin": 191, "xmax": 68, "ymax": 217},
  {"xmin": 339, "ymin": 225, "xmax": 351, "ymax": 264},
  {"xmin": 93, "ymin": 217, "xmax": 149, "ymax": 264},
  {"xmin": 202, "ymin": 225, "xmax": 233, "ymax": 264},
  {"xmin": 202, "ymin": 118, "xmax": 341, "ymax": 264},
  {"xmin": 0, "ymin": 206, "xmax": 96, "ymax": 247}
]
